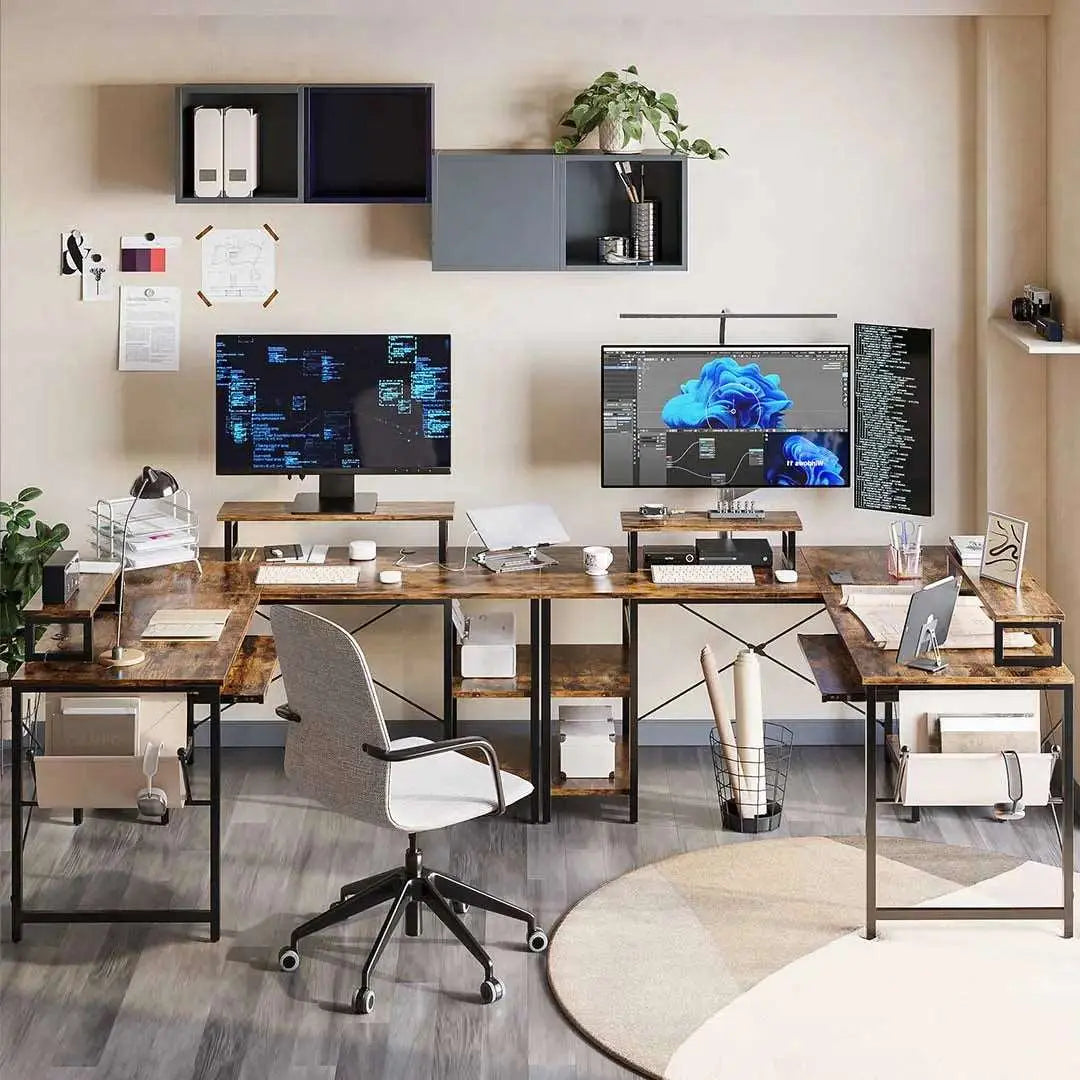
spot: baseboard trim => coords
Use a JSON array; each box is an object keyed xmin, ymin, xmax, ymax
[{"xmin": 177, "ymin": 715, "xmax": 870, "ymax": 749}]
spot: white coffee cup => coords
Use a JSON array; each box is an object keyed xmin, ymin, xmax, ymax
[{"xmin": 583, "ymin": 546, "xmax": 614, "ymax": 576}]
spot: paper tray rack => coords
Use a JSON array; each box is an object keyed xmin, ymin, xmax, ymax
[{"xmin": 91, "ymin": 492, "xmax": 200, "ymax": 571}]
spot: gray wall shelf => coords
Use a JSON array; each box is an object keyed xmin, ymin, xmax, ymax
[{"xmin": 431, "ymin": 149, "xmax": 688, "ymax": 272}]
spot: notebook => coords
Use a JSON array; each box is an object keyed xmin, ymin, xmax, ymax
[{"xmin": 141, "ymin": 608, "xmax": 231, "ymax": 641}]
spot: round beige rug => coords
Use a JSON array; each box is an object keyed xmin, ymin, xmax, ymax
[{"xmin": 547, "ymin": 837, "xmax": 1080, "ymax": 1079}]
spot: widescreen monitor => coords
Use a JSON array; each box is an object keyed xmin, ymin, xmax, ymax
[
  {"xmin": 216, "ymin": 333, "xmax": 451, "ymax": 477},
  {"xmin": 601, "ymin": 344, "xmax": 850, "ymax": 489}
]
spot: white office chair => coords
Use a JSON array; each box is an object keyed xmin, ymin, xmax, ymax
[{"xmin": 268, "ymin": 605, "xmax": 547, "ymax": 1015}]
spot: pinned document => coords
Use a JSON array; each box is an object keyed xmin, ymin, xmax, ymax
[{"xmin": 118, "ymin": 285, "xmax": 181, "ymax": 371}]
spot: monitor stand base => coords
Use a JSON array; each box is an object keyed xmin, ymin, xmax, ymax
[{"xmin": 291, "ymin": 476, "xmax": 376, "ymax": 515}]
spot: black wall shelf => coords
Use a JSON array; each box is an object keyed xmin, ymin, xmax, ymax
[
  {"xmin": 305, "ymin": 85, "xmax": 433, "ymax": 203},
  {"xmin": 175, "ymin": 82, "xmax": 433, "ymax": 204},
  {"xmin": 176, "ymin": 84, "xmax": 303, "ymax": 203}
]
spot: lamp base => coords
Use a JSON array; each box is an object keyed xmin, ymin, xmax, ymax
[{"xmin": 99, "ymin": 647, "xmax": 146, "ymax": 668}]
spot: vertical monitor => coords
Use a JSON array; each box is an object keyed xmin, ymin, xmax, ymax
[
  {"xmin": 601, "ymin": 344, "xmax": 851, "ymax": 488},
  {"xmin": 216, "ymin": 333, "xmax": 451, "ymax": 475}
]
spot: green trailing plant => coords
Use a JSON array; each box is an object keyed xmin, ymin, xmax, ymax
[
  {"xmin": 553, "ymin": 65, "xmax": 727, "ymax": 159},
  {"xmin": 0, "ymin": 488, "xmax": 70, "ymax": 674}
]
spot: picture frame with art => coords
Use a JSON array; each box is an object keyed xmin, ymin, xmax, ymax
[{"xmin": 979, "ymin": 511, "xmax": 1028, "ymax": 588}]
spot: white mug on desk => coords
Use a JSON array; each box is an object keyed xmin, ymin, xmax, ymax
[{"xmin": 583, "ymin": 546, "xmax": 614, "ymax": 576}]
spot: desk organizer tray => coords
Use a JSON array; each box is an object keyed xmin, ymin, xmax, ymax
[{"xmin": 91, "ymin": 492, "xmax": 199, "ymax": 570}]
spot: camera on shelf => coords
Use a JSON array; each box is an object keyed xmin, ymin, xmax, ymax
[
  {"xmin": 1011, "ymin": 284, "xmax": 1052, "ymax": 324},
  {"xmin": 1011, "ymin": 284, "xmax": 1064, "ymax": 343}
]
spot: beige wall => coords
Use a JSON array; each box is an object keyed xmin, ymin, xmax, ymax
[
  {"xmin": 1048, "ymin": 0, "xmax": 1080, "ymax": 773},
  {"xmin": 974, "ymin": 17, "xmax": 1047, "ymax": 577},
  {"xmin": 0, "ymin": 8, "xmax": 980, "ymax": 730}
]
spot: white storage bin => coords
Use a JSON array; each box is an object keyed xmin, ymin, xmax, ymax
[{"xmin": 558, "ymin": 704, "xmax": 616, "ymax": 780}]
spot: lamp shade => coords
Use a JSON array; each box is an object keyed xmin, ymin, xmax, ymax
[{"xmin": 130, "ymin": 465, "xmax": 179, "ymax": 500}]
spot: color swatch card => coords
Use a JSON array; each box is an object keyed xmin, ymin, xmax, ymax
[{"xmin": 120, "ymin": 234, "xmax": 181, "ymax": 273}]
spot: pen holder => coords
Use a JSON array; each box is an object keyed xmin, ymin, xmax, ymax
[
  {"xmin": 629, "ymin": 200, "xmax": 657, "ymax": 265},
  {"xmin": 888, "ymin": 544, "xmax": 922, "ymax": 579}
]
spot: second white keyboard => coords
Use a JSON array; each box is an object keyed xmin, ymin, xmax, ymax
[
  {"xmin": 650, "ymin": 563, "xmax": 756, "ymax": 585},
  {"xmin": 256, "ymin": 564, "xmax": 361, "ymax": 586}
]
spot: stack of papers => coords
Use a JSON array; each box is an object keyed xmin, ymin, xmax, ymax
[
  {"xmin": 92, "ymin": 499, "xmax": 198, "ymax": 570},
  {"xmin": 141, "ymin": 609, "xmax": 230, "ymax": 641},
  {"xmin": 949, "ymin": 534, "xmax": 984, "ymax": 566}
]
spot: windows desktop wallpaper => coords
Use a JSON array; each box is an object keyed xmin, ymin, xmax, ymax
[{"xmin": 660, "ymin": 355, "xmax": 846, "ymax": 486}]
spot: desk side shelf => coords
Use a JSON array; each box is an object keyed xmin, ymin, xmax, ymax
[
  {"xmin": 22, "ymin": 569, "xmax": 122, "ymax": 662},
  {"xmin": 452, "ymin": 643, "xmax": 631, "ymax": 699}
]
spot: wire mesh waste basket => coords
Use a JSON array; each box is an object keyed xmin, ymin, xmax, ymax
[{"xmin": 710, "ymin": 722, "xmax": 794, "ymax": 833}]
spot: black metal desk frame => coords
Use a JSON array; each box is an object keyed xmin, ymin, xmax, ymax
[
  {"xmin": 9, "ymin": 684, "xmax": 222, "ymax": 942},
  {"xmin": 864, "ymin": 680, "xmax": 1074, "ymax": 939}
]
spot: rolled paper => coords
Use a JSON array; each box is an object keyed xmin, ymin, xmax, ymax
[
  {"xmin": 733, "ymin": 650, "xmax": 767, "ymax": 817},
  {"xmin": 700, "ymin": 644, "xmax": 747, "ymax": 815}
]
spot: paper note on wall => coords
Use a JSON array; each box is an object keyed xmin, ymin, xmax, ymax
[
  {"xmin": 118, "ymin": 286, "xmax": 181, "ymax": 371},
  {"xmin": 200, "ymin": 227, "xmax": 276, "ymax": 302},
  {"xmin": 120, "ymin": 235, "xmax": 181, "ymax": 273},
  {"xmin": 82, "ymin": 251, "xmax": 114, "ymax": 302}
]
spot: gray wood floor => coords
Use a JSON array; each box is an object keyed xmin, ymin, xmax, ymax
[{"xmin": 0, "ymin": 745, "xmax": 1070, "ymax": 1080}]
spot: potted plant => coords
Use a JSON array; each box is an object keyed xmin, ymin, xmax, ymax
[
  {"xmin": 553, "ymin": 65, "xmax": 727, "ymax": 158},
  {"xmin": 0, "ymin": 487, "xmax": 70, "ymax": 677}
]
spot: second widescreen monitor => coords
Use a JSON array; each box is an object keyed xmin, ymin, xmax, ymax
[
  {"xmin": 601, "ymin": 344, "xmax": 851, "ymax": 488},
  {"xmin": 216, "ymin": 333, "xmax": 451, "ymax": 475}
]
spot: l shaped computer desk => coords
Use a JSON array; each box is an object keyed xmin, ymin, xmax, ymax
[{"xmin": 8, "ymin": 540, "xmax": 1074, "ymax": 942}]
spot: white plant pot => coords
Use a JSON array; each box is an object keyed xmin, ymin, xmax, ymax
[{"xmin": 598, "ymin": 117, "xmax": 642, "ymax": 155}]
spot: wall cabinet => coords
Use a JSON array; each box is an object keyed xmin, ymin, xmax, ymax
[
  {"xmin": 432, "ymin": 150, "xmax": 688, "ymax": 272},
  {"xmin": 176, "ymin": 83, "xmax": 433, "ymax": 204}
]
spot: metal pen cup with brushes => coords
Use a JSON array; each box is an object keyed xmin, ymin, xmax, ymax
[
  {"xmin": 630, "ymin": 200, "xmax": 658, "ymax": 264},
  {"xmin": 612, "ymin": 160, "xmax": 657, "ymax": 265}
]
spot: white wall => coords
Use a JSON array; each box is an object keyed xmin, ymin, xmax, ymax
[{"xmin": 0, "ymin": 8, "xmax": 979, "ymax": 731}]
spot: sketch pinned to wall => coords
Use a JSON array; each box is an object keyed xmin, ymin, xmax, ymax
[
  {"xmin": 81, "ymin": 250, "xmax": 114, "ymax": 302},
  {"xmin": 198, "ymin": 223, "xmax": 278, "ymax": 306},
  {"xmin": 60, "ymin": 229, "xmax": 90, "ymax": 275},
  {"xmin": 979, "ymin": 511, "xmax": 1028, "ymax": 588},
  {"xmin": 120, "ymin": 233, "xmax": 182, "ymax": 273}
]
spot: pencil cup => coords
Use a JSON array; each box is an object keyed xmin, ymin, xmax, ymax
[
  {"xmin": 888, "ymin": 544, "xmax": 922, "ymax": 579},
  {"xmin": 629, "ymin": 200, "xmax": 657, "ymax": 264}
]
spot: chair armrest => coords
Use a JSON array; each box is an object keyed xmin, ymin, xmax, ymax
[{"xmin": 362, "ymin": 736, "xmax": 507, "ymax": 815}]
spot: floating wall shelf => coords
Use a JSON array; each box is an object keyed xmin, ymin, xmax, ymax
[
  {"xmin": 176, "ymin": 83, "xmax": 433, "ymax": 204},
  {"xmin": 990, "ymin": 317, "xmax": 1080, "ymax": 355}
]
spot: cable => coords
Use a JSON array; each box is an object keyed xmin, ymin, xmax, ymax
[{"xmin": 395, "ymin": 529, "xmax": 480, "ymax": 573}]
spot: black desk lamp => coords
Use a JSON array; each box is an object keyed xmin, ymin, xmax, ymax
[{"xmin": 101, "ymin": 465, "xmax": 180, "ymax": 668}]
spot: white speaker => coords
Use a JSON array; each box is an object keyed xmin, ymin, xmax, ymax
[
  {"xmin": 192, "ymin": 106, "xmax": 224, "ymax": 198},
  {"xmin": 223, "ymin": 107, "xmax": 259, "ymax": 198}
]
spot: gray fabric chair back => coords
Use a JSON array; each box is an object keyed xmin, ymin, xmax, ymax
[{"xmin": 269, "ymin": 605, "xmax": 393, "ymax": 827}]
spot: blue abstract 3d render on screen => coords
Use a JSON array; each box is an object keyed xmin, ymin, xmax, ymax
[
  {"xmin": 765, "ymin": 433, "xmax": 846, "ymax": 486},
  {"xmin": 661, "ymin": 357, "xmax": 793, "ymax": 430}
]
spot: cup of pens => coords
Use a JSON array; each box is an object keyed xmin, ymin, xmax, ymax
[{"xmin": 888, "ymin": 519, "xmax": 922, "ymax": 579}]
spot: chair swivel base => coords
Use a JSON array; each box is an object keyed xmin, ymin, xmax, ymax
[{"xmin": 276, "ymin": 836, "xmax": 548, "ymax": 1015}]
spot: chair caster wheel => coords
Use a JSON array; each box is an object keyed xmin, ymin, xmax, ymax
[
  {"xmin": 527, "ymin": 927, "xmax": 549, "ymax": 953},
  {"xmin": 479, "ymin": 977, "xmax": 504, "ymax": 1005},
  {"xmin": 353, "ymin": 986, "xmax": 375, "ymax": 1015},
  {"xmin": 452, "ymin": 901, "xmax": 470, "ymax": 915},
  {"xmin": 278, "ymin": 946, "xmax": 300, "ymax": 972}
]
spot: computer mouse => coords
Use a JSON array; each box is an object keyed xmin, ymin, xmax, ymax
[
  {"xmin": 271, "ymin": 547, "xmax": 283, "ymax": 558},
  {"xmin": 775, "ymin": 568, "xmax": 798, "ymax": 584},
  {"xmin": 379, "ymin": 569, "xmax": 402, "ymax": 585}
]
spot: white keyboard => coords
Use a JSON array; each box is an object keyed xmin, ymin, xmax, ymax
[
  {"xmin": 256, "ymin": 564, "xmax": 361, "ymax": 586},
  {"xmin": 650, "ymin": 563, "xmax": 756, "ymax": 585}
]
